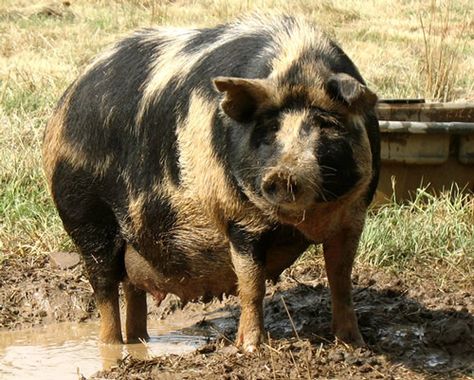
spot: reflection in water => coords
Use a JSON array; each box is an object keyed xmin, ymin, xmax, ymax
[{"xmin": 0, "ymin": 318, "xmax": 216, "ymax": 380}]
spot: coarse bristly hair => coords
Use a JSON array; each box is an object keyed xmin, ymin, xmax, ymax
[{"xmin": 42, "ymin": 13, "xmax": 379, "ymax": 346}]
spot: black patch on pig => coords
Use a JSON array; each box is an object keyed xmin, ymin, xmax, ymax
[
  {"xmin": 363, "ymin": 111, "xmax": 381, "ymax": 205},
  {"xmin": 317, "ymin": 134, "xmax": 361, "ymax": 201},
  {"xmin": 183, "ymin": 25, "xmax": 227, "ymax": 54},
  {"xmin": 223, "ymin": 109, "xmax": 283, "ymax": 200},
  {"xmin": 188, "ymin": 34, "xmax": 274, "ymax": 88},
  {"xmin": 51, "ymin": 159, "xmax": 126, "ymax": 288},
  {"xmin": 132, "ymin": 196, "xmax": 182, "ymax": 275},
  {"xmin": 138, "ymin": 76, "xmax": 186, "ymax": 186},
  {"xmin": 228, "ymin": 221, "xmax": 266, "ymax": 264},
  {"xmin": 62, "ymin": 32, "xmax": 182, "ymax": 187}
]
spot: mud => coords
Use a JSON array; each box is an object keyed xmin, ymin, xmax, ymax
[
  {"xmin": 0, "ymin": 254, "xmax": 96, "ymax": 330},
  {"xmin": 0, "ymin": 254, "xmax": 473, "ymax": 379}
]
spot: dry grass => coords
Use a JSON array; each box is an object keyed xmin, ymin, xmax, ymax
[
  {"xmin": 0, "ymin": 0, "xmax": 473, "ymax": 266},
  {"xmin": 419, "ymin": 0, "xmax": 472, "ymax": 101}
]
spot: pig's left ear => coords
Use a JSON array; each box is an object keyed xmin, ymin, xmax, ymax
[
  {"xmin": 213, "ymin": 77, "xmax": 274, "ymax": 123},
  {"xmin": 326, "ymin": 73, "xmax": 378, "ymax": 112}
]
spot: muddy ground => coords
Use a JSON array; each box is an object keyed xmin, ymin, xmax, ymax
[{"xmin": 0, "ymin": 253, "xmax": 473, "ymax": 379}]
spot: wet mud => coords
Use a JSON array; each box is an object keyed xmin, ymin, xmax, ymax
[{"xmin": 0, "ymin": 254, "xmax": 473, "ymax": 379}]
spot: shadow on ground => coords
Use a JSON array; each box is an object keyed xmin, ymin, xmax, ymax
[
  {"xmin": 92, "ymin": 267, "xmax": 473, "ymax": 379},
  {"xmin": 260, "ymin": 281, "xmax": 473, "ymax": 377}
]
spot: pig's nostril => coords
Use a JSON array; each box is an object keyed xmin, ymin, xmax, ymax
[
  {"xmin": 290, "ymin": 183, "xmax": 299, "ymax": 196},
  {"xmin": 262, "ymin": 179, "xmax": 278, "ymax": 196},
  {"xmin": 262, "ymin": 174, "xmax": 301, "ymax": 203}
]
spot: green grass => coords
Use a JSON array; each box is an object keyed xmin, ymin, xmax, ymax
[
  {"xmin": 360, "ymin": 187, "xmax": 474, "ymax": 271},
  {"xmin": 0, "ymin": 0, "xmax": 473, "ymax": 273},
  {"xmin": 0, "ymin": 106, "xmax": 72, "ymax": 262}
]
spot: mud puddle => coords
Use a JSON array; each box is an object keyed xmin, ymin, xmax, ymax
[{"xmin": 0, "ymin": 314, "xmax": 227, "ymax": 380}]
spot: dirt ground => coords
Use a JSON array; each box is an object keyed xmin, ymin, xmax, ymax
[{"xmin": 1, "ymin": 253, "xmax": 473, "ymax": 379}]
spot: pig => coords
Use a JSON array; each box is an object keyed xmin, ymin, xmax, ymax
[{"xmin": 43, "ymin": 14, "xmax": 380, "ymax": 352}]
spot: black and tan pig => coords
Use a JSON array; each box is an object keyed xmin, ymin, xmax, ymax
[{"xmin": 43, "ymin": 14, "xmax": 380, "ymax": 352}]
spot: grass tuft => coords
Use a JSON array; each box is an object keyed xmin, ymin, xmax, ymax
[
  {"xmin": 360, "ymin": 186, "xmax": 474, "ymax": 279},
  {"xmin": 418, "ymin": 0, "xmax": 471, "ymax": 101}
]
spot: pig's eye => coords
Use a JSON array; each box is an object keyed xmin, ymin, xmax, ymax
[
  {"xmin": 311, "ymin": 110, "xmax": 342, "ymax": 131},
  {"xmin": 319, "ymin": 119, "xmax": 339, "ymax": 129},
  {"xmin": 268, "ymin": 122, "xmax": 279, "ymax": 132},
  {"xmin": 319, "ymin": 119, "xmax": 346, "ymax": 133},
  {"xmin": 261, "ymin": 129, "xmax": 276, "ymax": 146},
  {"xmin": 253, "ymin": 122, "xmax": 278, "ymax": 147}
]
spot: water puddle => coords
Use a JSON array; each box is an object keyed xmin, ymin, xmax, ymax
[{"xmin": 0, "ymin": 313, "xmax": 225, "ymax": 380}]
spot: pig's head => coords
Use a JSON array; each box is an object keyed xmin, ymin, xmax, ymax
[{"xmin": 213, "ymin": 72, "xmax": 377, "ymax": 217}]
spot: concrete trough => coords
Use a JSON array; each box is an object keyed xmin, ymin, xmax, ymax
[{"xmin": 375, "ymin": 101, "xmax": 474, "ymax": 200}]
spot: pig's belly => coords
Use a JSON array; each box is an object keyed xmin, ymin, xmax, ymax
[
  {"xmin": 124, "ymin": 223, "xmax": 310, "ymax": 305},
  {"xmin": 124, "ymin": 237, "xmax": 238, "ymax": 304}
]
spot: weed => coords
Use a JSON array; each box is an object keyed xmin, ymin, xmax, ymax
[{"xmin": 418, "ymin": 0, "xmax": 471, "ymax": 101}]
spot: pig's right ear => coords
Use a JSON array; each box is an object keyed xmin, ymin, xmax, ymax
[
  {"xmin": 326, "ymin": 73, "xmax": 378, "ymax": 113},
  {"xmin": 213, "ymin": 77, "xmax": 273, "ymax": 123}
]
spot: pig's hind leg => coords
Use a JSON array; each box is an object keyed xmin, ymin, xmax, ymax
[
  {"xmin": 64, "ymin": 212, "xmax": 125, "ymax": 344},
  {"xmin": 123, "ymin": 280, "xmax": 148, "ymax": 343},
  {"xmin": 62, "ymin": 209, "xmax": 125, "ymax": 344},
  {"xmin": 51, "ymin": 163, "xmax": 126, "ymax": 343}
]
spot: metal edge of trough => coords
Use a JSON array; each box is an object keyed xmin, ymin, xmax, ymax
[
  {"xmin": 376, "ymin": 102, "xmax": 474, "ymax": 123},
  {"xmin": 378, "ymin": 121, "xmax": 474, "ymax": 134}
]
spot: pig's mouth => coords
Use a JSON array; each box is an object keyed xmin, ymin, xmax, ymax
[{"xmin": 259, "ymin": 172, "xmax": 318, "ymax": 212}]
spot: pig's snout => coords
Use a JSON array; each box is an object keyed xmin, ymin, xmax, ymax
[{"xmin": 261, "ymin": 171, "xmax": 301, "ymax": 205}]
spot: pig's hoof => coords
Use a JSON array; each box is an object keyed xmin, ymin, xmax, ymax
[
  {"xmin": 236, "ymin": 331, "xmax": 265, "ymax": 352},
  {"xmin": 335, "ymin": 329, "xmax": 365, "ymax": 347},
  {"xmin": 126, "ymin": 334, "xmax": 150, "ymax": 344},
  {"xmin": 99, "ymin": 336, "xmax": 124, "ymax": 345},
  {"xmin": 244, "ymin": 344, "xmax": 258, "ymax": 353}
]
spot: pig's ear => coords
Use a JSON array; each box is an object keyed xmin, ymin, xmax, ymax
[
  {"xmin": 213, "ymin": 77, "xmax": 273, "ymax": 122},
  {"xmin": 326, "ymin": 73, "xmax": 377, "ymax": 112}
]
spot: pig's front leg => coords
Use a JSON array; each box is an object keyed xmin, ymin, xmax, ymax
[
  {"xmin": 229, "ymin": 224, "xmax": 266, "ymax": 352},
  {"xmin": 323, "ymin": 225, "xmax": 365, "ymax": 346}
]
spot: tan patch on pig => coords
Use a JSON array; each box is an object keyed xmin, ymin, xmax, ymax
[
  {"xmin": 173, "ymin": 90, "xmax": 270, "ymax": 234},
  {"xmin": 43, "ymin": 88, "xmax": 113, "ymax": 187}
]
